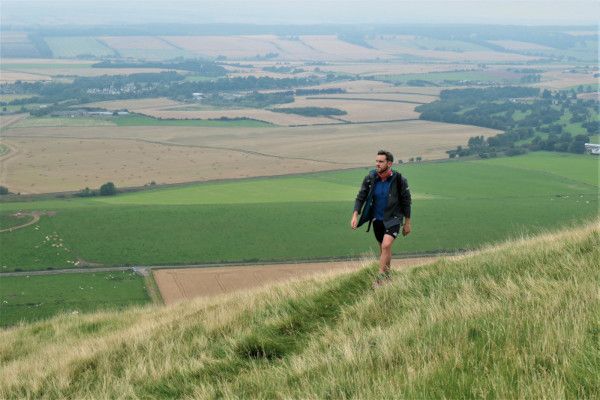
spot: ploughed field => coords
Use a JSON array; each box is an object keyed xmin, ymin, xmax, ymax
[{"xmin": 153, "ymin": 257, "xmax": 437, "ymax": 304}]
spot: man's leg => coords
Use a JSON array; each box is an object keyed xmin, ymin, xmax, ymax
[{"xmin": 379, "ymin": 234, "xmax": 395, "ymax": 275}]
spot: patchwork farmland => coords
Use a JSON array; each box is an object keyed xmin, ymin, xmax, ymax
[{"xmin": 0, "ymin": 24, "xmax": 598, "ymax": 343}]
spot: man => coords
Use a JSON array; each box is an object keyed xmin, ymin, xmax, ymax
[{"xmin": 351, "ymin": 150, "xmax": 411, "ymax": 286}]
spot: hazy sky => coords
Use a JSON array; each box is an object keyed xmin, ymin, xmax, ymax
[{"xmin": 1, "ymin": 0, "xmax": 599, "ymax": 26}]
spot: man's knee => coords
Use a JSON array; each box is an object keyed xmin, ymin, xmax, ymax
[{"xmin": 381, "ymin": 237, "xmax": 394, "ymax": 251}]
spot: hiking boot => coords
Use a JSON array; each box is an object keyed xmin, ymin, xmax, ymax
[{"xmin": 372, "ymin": 272, "xmax": 391, "ymax": 289}]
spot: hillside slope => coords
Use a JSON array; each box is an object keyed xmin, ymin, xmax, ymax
[{"xmin": 1, "ymin": 221, "xmax": 599, "ymax": 399}]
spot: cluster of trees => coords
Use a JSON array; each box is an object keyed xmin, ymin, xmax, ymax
[
  {"xmin": 519, "ymin": 74, "xmax": 541, "ymax": 83},
  {"xmin": 75, "ymin": 182, "xmax": 117, "ymax": 197},
  {"xmin": 272, "ymin": 107, "xmax": 347, "ymax": 117},
  {"xmin": 1, "ymin": 74, "xmax": 328, "ymax": 115},
  {"xmin": 263, "ymin": 66, "xmax": 306, "ymax": 74},
  {"xmin": 449, "ymin": 130, "xmax": 591, "ymax": 159},
  {"xmin": 422, "ymin": 86, "xmax": 598, "ymax": 159},
  {"xmin": 337, "ymin": 33, "xmax": 374, "ymax": 49}
]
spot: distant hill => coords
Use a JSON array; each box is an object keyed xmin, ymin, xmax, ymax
[{"xmin": 1, "ymin": 220, "xmax": 598, "ymax": 398}]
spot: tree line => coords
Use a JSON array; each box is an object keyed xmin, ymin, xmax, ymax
[
  {"xmin": 1, "ymin": 74, "xmax": 329, "ymax": 115},
  {"xmin": 416, "ymin": 86, "xmax": 597, "ymax": 158}
]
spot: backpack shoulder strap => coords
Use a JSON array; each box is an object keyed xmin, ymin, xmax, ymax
[{"xmin": 395, "ymin": 171, "xmax": 404, "ymax": 198}]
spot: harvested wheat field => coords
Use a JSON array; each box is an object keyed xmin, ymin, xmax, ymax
[
  {"xmin": 307, "ymin": 92, "xmax": 438, "ymax": 103},
  {"xmin": 298, "ymin": 35, "xmax": 390, "ymax": 61},
  {"xmin": 154, "ymin": 257, "xmax": 437, "ymax": 304},
  {"xmin": 315, "ymin": 62, "xmax": 472, "ymax": 76},
  {"xmin": 0, "ymin": 136, "xmax": 340, "ymax": 194},
  {"xmin": 100, "ymin": 36, "xmax": 176, "ymax": 51},
  {"xmin": 273, "ymin": 96, "xmax": 421, "ymax": 122},
  {"xmin": 0, "ymin": 71, "xmax": 52, "ymax": 82},
  {"xmin": 367, "ymin": 37, "xmax": 536, "ymax": 62},
  {"xmin": 535, "ymin": 70, "xmax": 599, "ymax": 89},
  {"xmin": 260, "ymin": 36, "xmax": 328, "ymax": 60},
  {"xmin": 162, "ymin": 35, "xmax": 280, "ymax": 58},
  {"xmin": 2, "ymin": 120, "xmax": 499, "ymax": 193},
  {"xmin": 37, "ymin": 67, "xmax": 173, "ymax": 77},
  {"xmin": 489, "ymin": 40, "xmax": 553, "ymax": 51},
  {"xmin": 296, "ymin": 80, "xmax": 446, "ymax": 95}
]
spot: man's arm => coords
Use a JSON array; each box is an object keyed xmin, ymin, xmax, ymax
[
  {"xmin": 351, "ymin": 175, "xmax": 370, "ymax": 229},
  {"xmin": 402, "ymin": 217, "xmax": 411, "ymax": 236},
  {"xmin": 400, "ymin": 176, "xmax": 412, "ymax": 236},
  {"xmin": 351, "ymin": 210, "xmax": 359, "ymax": 230}
]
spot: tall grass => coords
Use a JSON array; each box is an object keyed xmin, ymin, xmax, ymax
[{"xmin": 0, "ymin": 221, "xmax": 598, "ymax": 399}]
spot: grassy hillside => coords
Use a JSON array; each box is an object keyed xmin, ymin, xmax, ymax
[
  {"xmin": 1, "ymin": 221, "xmax": 598, "ymax": 399},
  {"xmin": 0, "ymin": 152, "xmax": 597, "ymax": 271}
]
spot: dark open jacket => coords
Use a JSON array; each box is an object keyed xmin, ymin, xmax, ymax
[{"xmin": 354, "ymin": 170, "xmax": 412, "ymax": 229}]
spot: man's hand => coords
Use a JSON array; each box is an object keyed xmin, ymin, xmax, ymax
[
  {"xmin": 402, "ymin": 219, "xmax": 411, "ymax": 236},
  {"xmin": 351, "ymin": 212, "xmax": 358, "ymax": 230}
]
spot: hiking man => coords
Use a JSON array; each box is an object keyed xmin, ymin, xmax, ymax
[{"xmin": 351, "ymin": 150, "xmax": 412, "ymax": 286}]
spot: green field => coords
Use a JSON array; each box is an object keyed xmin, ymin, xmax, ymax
[
  {"xmin": 0, "ymin": 152, "xmax": 597, "ymax": 272},
  {"xmin": 367, "ymin": 36, "xmax": 491, "ymax": 53},
  {"xmin": 0, "ymin": 271, "xmax": 150, "ymax": 327},
  {"xmin": 10, "ymin": 116, "xmax": 115, "ymax": 128},
  {"xmin": 0, "ymin": 213, "xmax": 33, "ymax": 230},
  {"xmin": 408, "ymin": 37, "xmax": 491, "ymax": 52},
  {"xmin": 44, "ymin": 37, "xmax": 116, "ymax": 58},
  {"xmin": 1, "ymin": 104, "xmax": 49, "ymax": 113}
]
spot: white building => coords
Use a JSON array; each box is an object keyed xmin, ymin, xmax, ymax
[{"xmin": 584, "ymin": 143, "xmax": 600, "ymax": 155}]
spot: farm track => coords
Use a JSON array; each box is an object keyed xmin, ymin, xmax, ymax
[
  {"xmin": 0, "ymin": 252, "xmax": 453, "ymax": 277},
  {"xmin": 0, "ymin": 113, "xmax": 29, "ymax": 130},
  {"xmin": 0, "ymin": 212, "xmax": 40, "ymax": 233}
]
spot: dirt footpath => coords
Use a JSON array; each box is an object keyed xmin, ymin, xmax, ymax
[{"xmin": 154, "ymin": 257, "xmax": 437, "ymax": 304}]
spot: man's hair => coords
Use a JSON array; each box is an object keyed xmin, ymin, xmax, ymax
[{"xmin": 377, "ymin": 150, "xmax": 394, "ymax": 163}]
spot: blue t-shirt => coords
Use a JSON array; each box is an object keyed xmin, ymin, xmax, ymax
[{"xmin": 372, "ymin": 177, "xmax": 392, "ymax": 221}]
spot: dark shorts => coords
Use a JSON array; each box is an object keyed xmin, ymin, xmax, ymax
[{"xmin": 373, "ymin": 220, "xmax": 400, "ymax": 243}]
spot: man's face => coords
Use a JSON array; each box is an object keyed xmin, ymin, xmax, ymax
[{"xmin": 375, "ymin": 155, "xmax": 391, "ymax": 173}]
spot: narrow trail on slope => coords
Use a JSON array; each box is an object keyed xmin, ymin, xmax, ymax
[{"xmin": 0, "ymin": 211, "xmax": 52, "ymax": 233}]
